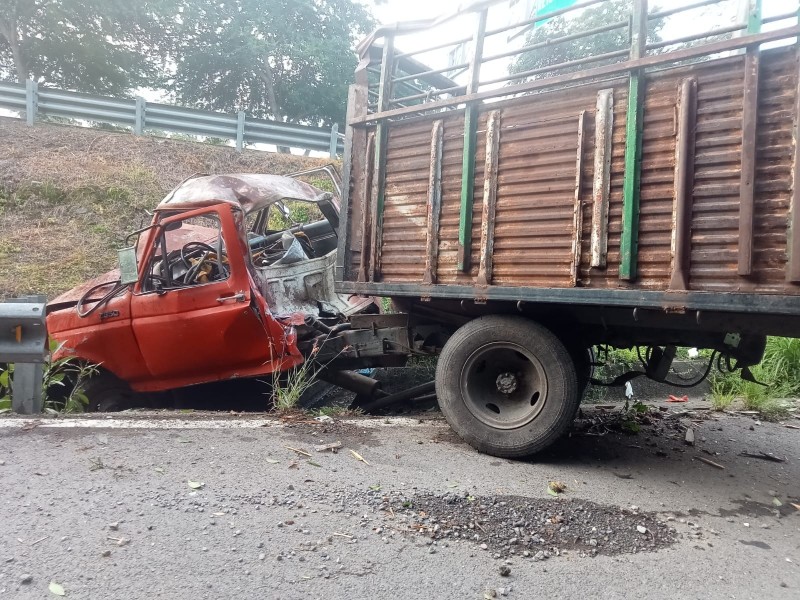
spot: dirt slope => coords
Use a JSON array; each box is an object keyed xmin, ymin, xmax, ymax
[{"xmin": 0, "ymin": 117, "xmax": 331, "ymax": 299}]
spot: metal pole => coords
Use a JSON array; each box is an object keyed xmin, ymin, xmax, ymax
[
  {"xmin": 329, "ymin": 123, "xmax": 339, "ymax": 158},
  {"xmin": 25, "ymin": 79, "xmax": 37, "ymax": 126},
  {"xmin": 236, "ymin": 111, "xmax": 245, "ymax": 152},
  {"xmin": 134, "ymin": 96, "xmax": 145, "ymax": 135},
  {"xmin": 11, "ymin": 364, "xmax": 44, "ymax": 415},
  {"xmin": 458, "ymin": 8, "xmax": 489, "ymax": 273},
  {"xmin": 619, "ymin": 0, "xmax": 648, "ymax": 281}
]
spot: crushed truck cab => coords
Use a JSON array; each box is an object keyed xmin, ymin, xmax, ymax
[{"xmin": 45, "ymin": 172, "xmax": 389, "ymax": 401}]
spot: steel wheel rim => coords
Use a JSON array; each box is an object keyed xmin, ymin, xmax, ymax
[{"xmin": 460, "ymin": 341, "xmax": 548, "ymax": 430}]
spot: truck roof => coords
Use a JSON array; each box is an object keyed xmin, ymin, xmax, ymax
[{"xmin": 156, "ymin": 174, "xmax": 332, "ymax": 215}]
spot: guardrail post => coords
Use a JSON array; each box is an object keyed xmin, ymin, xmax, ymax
[
  {"xmin": 1, "ymin": 295, "xmax": 47, "ymax": 414},
  {"xmin": 329, "ymin": 123, "xmax": 339, "ymax": 158},
  {"xmin": 25, "ymin": 79, "xmax": 38, "ymax": 126},
  {"xmin": 11, "ymin": 364, "xmax": 44, "ymax": 415},
  {"xmin": 236, "ymin": 111, "xmax": 246, "ymax": 151},
  {"xmin": 134, "ymin": 96, "xmax": 146, "ymax": 135}
]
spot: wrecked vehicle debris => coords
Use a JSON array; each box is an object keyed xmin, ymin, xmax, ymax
[{"xmin": 46, "ymin": 169, "xmax": 444, "ymax": 413}]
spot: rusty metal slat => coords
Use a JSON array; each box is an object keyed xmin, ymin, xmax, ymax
[
  {"xmin": 337, "ymin": 84, "xmax": 364, "ymax": 282},
  {"xmin": 787, "ymin": 53, "xmax": 800, "ymax": 283},
  {"xmin": 368, "ymin": 123, "xmax": 388, "ymax": 282},
  {"xmin": 669, "ymin": 77, "xmax": 698, "ymax": 291},
  {"xmin": 571, "ymin": 111, "xmax": 587, "ymax": 286},
  {"xmin": 591, "ymin": 89, "xmax": 614, "ymax": 268},
  {"xmin": 358, "ymin": 133, "xmax": 376, "ymax": 282},
  {"xmin": 737, "ymin": 48, "xmax": 761, "ymax": 277},
  {"xmin": 477, "ymin": 111, "xmax": 501, "ymax": 286},
  {"xmin": 423, "ymin": 120, "xmax": 444, "ymax": 284}
]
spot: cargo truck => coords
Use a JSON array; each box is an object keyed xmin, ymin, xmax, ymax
[{"xmin": 47, "ymin": 0, "xmax": 800, "ymax": 457}]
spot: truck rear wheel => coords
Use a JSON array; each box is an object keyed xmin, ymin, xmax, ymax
[{"xmin": 436, "ymin": 315, "xmax": 579, "ymax": 458}]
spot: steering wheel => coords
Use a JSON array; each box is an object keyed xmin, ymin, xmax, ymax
[{"xmin": 180, "ymin": 241, "xmax": 217, "ymax": 268}]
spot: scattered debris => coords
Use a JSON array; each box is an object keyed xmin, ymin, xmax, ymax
[
  {"xmin": 684, "ymin": 428, "xmax": 695, "ymax": 446},
  {"xmin": 101, "ymin": 550, "xmax": 111, "ymax": 558},
  {"xmin": 20, "ymin": 574, "xmax": 33, "ymax": 584},
  {"xmin": 739, "ymin": 451, "xmax": 785, "ymax": 463},
  {"xmin": 108, "ymin": 522, "xmax": 119, "ymax": 531},
  {"xmin": 286, "ymin": 446, "xmax": 312, "ymax": 458},
  {"xmin": 49, "ymin": 581, "xmax": 66, "ymax": 596},
  {"xmin": 636, "ymin": 525, "xmax": 648, "ymax": 534},
  {"xmin": 772, "ymin": 498, "xmax": 783, "ymax": 507},
  {"xmin": 498, "ymin": 565, "xmax": 511, "ymax": 577},
  {"xmin": 668, "ymin": 395, "xmax": 689, "ymax": 403},
  {"xmin": 784, "ymin": 424, "xmax": 800, "ymax": 430},
  {"xmin": 187, "ymin": 481, "xmax": 204, "ymax": 489},
  {"xmin": 107, "ymin": 536, "xmax": 129, "ymax": 546},
  {"xmin": 350, "ymin": 449, "xmax": 370, "ymax": 466},
  {"xmin": 695, "ymin": 456, "xmax": 725, "ymax": 470},
  {"xmin": 30, "ymin": 536, "xmax": 48, "ymax": 546},
  {"xmin": 314, "ymin": 441, "xmax": 343, "ymax": 453},
  {"xmin": 314, "ymin": 415, "xmax": 334, "ymax": 423},
  {"xmin": 265, "ymin": 458, "xmax": 280, "ymax": 464},
  {"xmin": 790, "ymin": 503, "xmax": 800, "ymax": 511}
]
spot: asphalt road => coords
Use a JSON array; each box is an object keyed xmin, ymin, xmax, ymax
[{"xmin": 0, "ymin": 406, "xmax": 798, "ymax": 599}]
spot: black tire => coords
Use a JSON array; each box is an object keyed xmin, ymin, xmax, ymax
[
  {"xmin": 83, "ymin": 371, "xmax": 139, "ymax": 412},
  {"xmin": 435, "ymin": 315, "xmax": 579, "ymax": 458}
]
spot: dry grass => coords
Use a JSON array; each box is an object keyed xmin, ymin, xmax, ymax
[{"xmin": 0, "ymin": 117, "xmax": 330, "ymax": 299}]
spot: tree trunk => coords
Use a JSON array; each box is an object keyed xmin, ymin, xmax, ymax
[
  {"xmin": 0, "ymin": 12, "xmax": 27, "ymax": 82},
  {"xmin": 259, "ymin": 56, "xmax": 290, "ymax": 154}
]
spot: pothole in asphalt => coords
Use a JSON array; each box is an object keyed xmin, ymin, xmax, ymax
[{"xmin": 404, "ymin": 493, "xmax": 677, "ymax": 558}]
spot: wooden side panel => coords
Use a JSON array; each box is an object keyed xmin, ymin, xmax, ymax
[{"xmin": 349, "ymin": 46, "xmax": 800, "ymax": 296}]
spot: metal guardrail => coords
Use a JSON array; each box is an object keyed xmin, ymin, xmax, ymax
[
  {"xmin": 0, "ymin": 80, "xmax": 344, "ymax": 157},
  {"xmin": 0, "ymin": 295, "xmax": 48, "ymax": 415}
]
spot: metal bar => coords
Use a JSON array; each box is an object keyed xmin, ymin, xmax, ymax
[
  {"xmin": 369, "ymin": 37, "xmax": 395, "ymax": 282},
  {"xmin": 393, "ymin": 62, "xmax": 469, "ymax": 84},
  {"xmin": 670, "ymin": 78, "xmax": 698, "ymax": 291},
  {"xmin": 485, "ymin": 0, "xmax": 606, "ymax": 39},
  {"xmin": 457, "ymin": 10, "xmax": 488, "ymax": 273},
  {"xmin": 337, "ymin": 84, "xmax": 365, "ymax": 282},
  {"xmin": 336, "ymin": 281, "xmax": 800, "ymax": 321},
  {"xmin": 763, "ymin": 11, "xmax": 800, "ymax": 25},
  {"xmin": 738, "ymin": 0, "xmax": 762, "ymax": 277},
  {"xmin": 423, "ymin": 120, "xmax": 445, "ymax": 285},
  {"xmin": 395, "ymin": 35, "xmax": 473, "ymax": 59},
  {"xmin": 571, "ymin": 111, "xmax": 587, "ymax": 287},
  {"xmin": 134, "ymin": 96, "xmax": 145, "ymax": 135},
  {"xmin": 619, "ymin": 0, "xmax": 647, "ymax": 282},
  {"xmin": 358, "ymin": 133, "xmax": 376, "ymax": 282},
  {"xmin": 389, "ymin": 84, "xmax": 465, "ymax": 105},
  {"xmin": 11, "ymin": 363, "xmax": 43, "ymax": 415},
  {"xmin": 482, "ymin": 20, "xmax": 628, "ymax": 65},
  {"xmin": 786, "ymin": 46, "xmax": 800, "ymax": 283},
  {"xmin": 649, "ymin": 0, "xmax": 723, "ymax": 20},
  {"xmin": 329, "ymin": 123, "xmax": 339, "ymax": 158},
  {"xmin": 350, "ymin": 25, "xmax": 800, "ymax": 127},
  {"xmin": 482, "ymin": 48, "xmax": 629, "ymax": 87},
  {"xmin": 458, "ymin": 106, "xmax": 479, "ymax": 273},
  {"xmin": 25, "ymin": 79, "xmax": 37, "ymax": 126},
  {"xmin": 477, "ymin": 111, "xmax": 500, "ymax": 287},
  {"xmin": 236, "ymin": 111, "xmax": 245, "ymax": 151},
  {"xmin": 647, "ymin": 22, "xmax": 747, "ymax": 51},
  {"xmin": 591, "ymin": 89, "xmax": 614, "ymax": 269}
]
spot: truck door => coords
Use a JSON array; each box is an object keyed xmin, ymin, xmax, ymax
[{"xmin": 130, "ymin": 205, "xmax": 280, "ymax": 390}]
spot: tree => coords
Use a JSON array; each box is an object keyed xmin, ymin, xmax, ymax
[
  {"xmin": 0, "ymin": 1, "xmax": 177, "ymax": 95},
  {"xmin": 510, "ymin": 0, "xmax": 665, "ymax": 80},
  {"xmin": 172, "ymin": 0, "xmax": 374, "ymax": 126}
]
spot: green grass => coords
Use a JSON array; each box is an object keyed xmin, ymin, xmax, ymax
[{"xmin": 710, "ymin": 337, "xmax": 799, "ymax": 420}]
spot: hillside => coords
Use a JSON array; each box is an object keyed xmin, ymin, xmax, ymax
[{"xmin": 0, "ymin": 118, "xmax": 331, "ymax": 299}]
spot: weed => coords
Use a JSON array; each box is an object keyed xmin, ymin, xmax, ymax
[
  {"xmin": 710, "ymin": 337, "xmax": 800, "ymax": 420},
  {"xmin": 314, "ymin": 405, "xmax": 363, "ymax": 418}
]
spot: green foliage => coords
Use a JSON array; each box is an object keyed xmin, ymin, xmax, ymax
[
  {"xmin": 0, "ymin": 1, "xmax": 178, "ymax": 94},
  {"xmin": 510, "ymin": 0, "xmax": 665, "ymax": 80},
  {"xmin": 0, "ymin": 342, "xmax": 98, "ymax": 413},
  {"xmin": 267, "ymin": 201, "xmax": 324, "ymax": 230},
  {"xmin": 172, "ymin": 0, "xmax": 374, "ymax": 125},
  {"xmin": 710, "ymin": 337, "xmax": 800, "ymax": 420}
]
